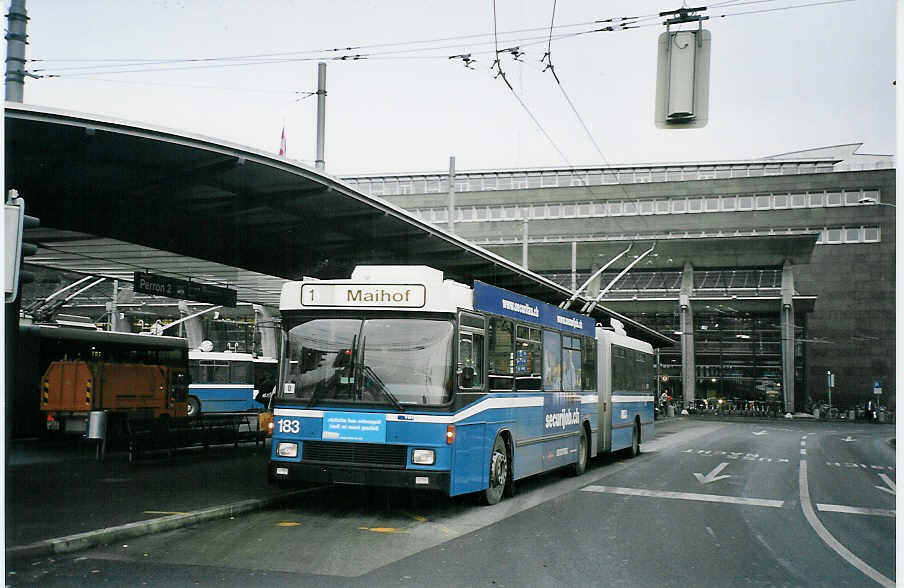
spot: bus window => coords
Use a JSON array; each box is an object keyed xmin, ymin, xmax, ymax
[
  {"xmin": 230, "ymin": 361, "xmax": 252, "ymax": 385},
  {"xmin": 458, "ymin": 332, "xmax": 484, "ymax": 390},
  {"xmin": 543, "ymin": 331, "xmax": 562, "ymax": 392},
  {"xmin": 562, "ymin": 335, "xmax": 582, "ymax": 391},
  {"xmin": 581, "ymin": 337, "xmax": 595, "ymax": 392},
  {"xmin": 515, "ymin": 325, "xmax": 541, "ymax": 391},
  {"xmin": 488, "ymin": 317, "xmax": 514, "ymax": 391}
]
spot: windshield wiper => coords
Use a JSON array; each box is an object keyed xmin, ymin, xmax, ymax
[
  {"xmin": 356, "ymin": 335, "xmax": 405, "ymax": 411},
  {"xmin": 360, "ymin": 364, "xmax": 405, "ymax": 412}
]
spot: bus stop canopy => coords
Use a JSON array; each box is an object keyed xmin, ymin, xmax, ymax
[{"xmin": 6, "ymin": 103, "xmax": 674, "ymax": 346}]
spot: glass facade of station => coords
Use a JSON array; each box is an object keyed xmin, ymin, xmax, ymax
[{"xmin": 639, "ymin": 311, "xmax": 806, "ymax": 407}]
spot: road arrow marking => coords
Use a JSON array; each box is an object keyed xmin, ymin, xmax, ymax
[
  {"xmin": 841, "ymin": 436, "xmax": 856, "ymax": 442},
  {"xmin": 875, "ymin": 473, "xmax": 895, "ymax": 495},
  {"xmin": 752, "ymin": 430, "xmax": 767, "ymax": 436},
  {"xmin": 694, "ymin": 462, "xmax": 732, "ymax": 485}
]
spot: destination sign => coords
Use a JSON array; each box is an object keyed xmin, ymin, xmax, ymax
[
  {"xmin": 301, "ymin": 283, "xmax": 426, "ymax": 308},
  {"xmin": 133, "ymin": 271, "xmax": 237, "ymax": 307}
]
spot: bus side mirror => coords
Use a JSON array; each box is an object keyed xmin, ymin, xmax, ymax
[{"xmin": 459, "ymin": 366, "xmax": 475, "ymax": 388}]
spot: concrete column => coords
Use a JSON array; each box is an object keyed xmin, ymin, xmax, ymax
[
  {"xmin": 780, "ymin": 260, "xmax": 796, "ymax": 414},
  {"xmin": 680, "ymin": 262, "xmax": 695, "ymax": 408},
  {"xmin": 253, "ymin": 304, "xmax": 280, "ymax": 359},
  {"xmin": 178, "ymin": 301, "xmax": 204, "ymax": 350}
]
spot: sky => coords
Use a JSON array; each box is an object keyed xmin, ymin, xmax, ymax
[{"xmin": 13, "ymin": 0, "xmax": 897, "ymax": 175}]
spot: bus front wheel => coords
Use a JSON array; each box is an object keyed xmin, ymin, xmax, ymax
[
  {"xmin": 187, "ymin": 396, "xmax": 201, "ymax": 417},
  {"xmin": 481, "ymin": 436, "xmax": 509, "ymax": 506}
]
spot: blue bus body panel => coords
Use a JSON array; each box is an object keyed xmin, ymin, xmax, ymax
[
  {"xmin": 190, "ymin": 384, "xmax": 264, "ymax": 413},
  {"xmin": 609, "ymin": 397, "xmax": 655, "ymax": 451},
  {"xmin": 271, "ymin": 391, "xmax": 594, "ymax": 497}
]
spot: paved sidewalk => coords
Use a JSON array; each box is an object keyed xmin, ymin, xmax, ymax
[{"xmin": 5, "ymin": 438, "xmax": 313, "ymax": 560}]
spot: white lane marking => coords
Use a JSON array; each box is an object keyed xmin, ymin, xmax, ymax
[
  {"xmin": 841, "ymin": 436, "xmax": 856, "ymax": 442},
  {"xmin": 816, "ymin": 504, "xmax": 896, "ymax": 518},
  {"xmin": 798, "ymin": 461, "xmax": 895, "ymax": 588},
  {"xmin": 752, "ymin": 430, "xmax": 767, "ymax": 436},
  {"xmin": 581, "ymin": 485, "xmax": 784, "ymax": 508},
  {"xmin": 800, "ymin": 440, "xmax": 807, "ymax": 447},
  {"xmin": 826, "ymin": 462, "xmax": 895, "ymax": 471},
  {"xmin": 800, "ymin": 449, "xmax": 807, "ymax": 455},
  {"xmin": 693, "ymin": 462, "xmax": 732, "ymax": 485},
  {"xmin": 875, "ymin": 473, "xmax": 896, "ymax": 496},
  {"xmin": 682, "ymin": 449, "xmax": 790, "ymax": 463}
]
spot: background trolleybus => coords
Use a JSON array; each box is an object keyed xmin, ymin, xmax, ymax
[
  {"xmin": 187, "ymin": 351, "xmax": 277, "ymax": 416},
  {"xmin": 268, "ymin": 265, "xmax": 655, "ymax": 504}
]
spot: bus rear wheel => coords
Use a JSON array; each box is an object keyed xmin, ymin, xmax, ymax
[
  {"xmin": 628, "ymin": 422, "xmax": 640, "ymax": 458},
  {"xmin": 570, "ymin": 426, "xmax": 588, "ymax": 476},
  {"xmin": 187, "ymin": 396, "xmax": 201, "ymax": 417},
  {"xmin": 481, "ymin": 436, "xmax": 508, "ymax": 505}
]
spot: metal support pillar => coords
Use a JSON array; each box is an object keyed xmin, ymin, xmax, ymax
[
  {"xmin": 315, "ymin": 62, "xmax": 326, "ymax": 171},
  {"xmin": 178, "ymin": 301, "xmax": 204, "ymax": 350},
  {"xmin": 5, "ymin": 0, "xmax": 27, "ymax": 103},
  {"xmin": 680, "ymin": 262, "xmax": 695, "ymax": 408},
  {"xmin": 571, "ymin": 241, "xmax": 577, "ymax": 291},
  {"xmin": 447, "ymin": 156, "xmax": 456, "ymax": 234},
  {"xmin": 253, "ymin": 304, "xmax": 280, "ymax": 359},
  {"xmin": 780, "ymin": 259, "xmax": 796, "ymax": 414}
]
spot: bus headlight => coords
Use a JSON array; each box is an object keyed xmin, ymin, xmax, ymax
[
  {"xmin": 412, "ymin": 449, "xmax": 435, "ymax": 465},
  {"xmin": 277, "ymin": 442, "xmax": 298, "ymax": 458}
]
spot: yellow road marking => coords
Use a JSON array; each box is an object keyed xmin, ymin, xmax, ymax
[
  {"xmin": 277, "ymin": 522, "xmax": 301, "ymax": 527},
  {"xmin": 358, "ymin": 526, "xmax": 409, "ymax": 534}
]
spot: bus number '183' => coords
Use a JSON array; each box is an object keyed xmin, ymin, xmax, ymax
[{"xmin": 278, "ymin": 419, "xmax": 300, "ymax": 434}]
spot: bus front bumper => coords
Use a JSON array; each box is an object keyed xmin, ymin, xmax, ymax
[{"xmin": 269, "ymin": 461, "xmax": 450, "ymax": 493}]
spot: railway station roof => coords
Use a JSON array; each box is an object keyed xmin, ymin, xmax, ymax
[{"xmin": 6, "ymin": 103, "xmax": 674, "ymax": 346}]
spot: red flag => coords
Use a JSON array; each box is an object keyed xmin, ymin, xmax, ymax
[{"xmin": 278, "ymin": 127, "xmax": 286, "ymax": 157}]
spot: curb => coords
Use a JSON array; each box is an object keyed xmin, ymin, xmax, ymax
[{"xmin": 6, "ymin": 487, "xmax": 319, "ymax": 562}]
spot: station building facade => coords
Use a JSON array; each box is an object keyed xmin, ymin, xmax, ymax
[{"xmin": 343, "ymin": 145, "xmax": 895, "ymax": 414}]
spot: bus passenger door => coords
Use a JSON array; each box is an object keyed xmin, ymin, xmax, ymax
[{"xmin": 597, "ymin": 331, "xmax": 612, "ymax": 453}]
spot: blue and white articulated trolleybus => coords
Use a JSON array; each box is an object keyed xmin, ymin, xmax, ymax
[{"xmin": 269, "ymin": 266, "xmax": 655, "ymax": 504}]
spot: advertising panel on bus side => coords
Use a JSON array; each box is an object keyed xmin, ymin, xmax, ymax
[{"xmin": 472, "ymin": 281, "xmax": 594, "ymax": 337}]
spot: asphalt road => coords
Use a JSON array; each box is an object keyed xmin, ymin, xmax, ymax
[{"xmin": 7, "ymin": 418, "xmax": 896, "ymax": 587}]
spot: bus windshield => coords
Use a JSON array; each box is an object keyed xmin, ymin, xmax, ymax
[{"xmin": 281, "ymin": 318, "xmax": 454, "ymax": 406}]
